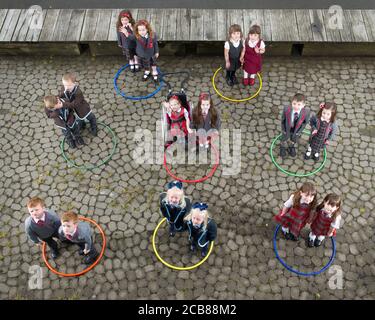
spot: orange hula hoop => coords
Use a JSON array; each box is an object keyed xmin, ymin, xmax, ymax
[{"xmin": 42, "ymin": 216, "xmax": 106, "ymax": 277}]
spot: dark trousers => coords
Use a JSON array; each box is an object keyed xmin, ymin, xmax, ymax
[
  {"xmin": 280, "ymin": 130, "xmax": 300, "ymax": 147},
  {"xmin": 41, "ymin": 230, "xmax": 59, "ymax": 253},
  {"xmin": 79, "ymin": 113, "xmax": 97, "ymax": 131},
  {"xmin": 66, "ymin": 240, "xmax": 99, "ymax": 259},
  {"xmin": 61, "ymin": 122, "xmax": 81, "ymax": 144}
]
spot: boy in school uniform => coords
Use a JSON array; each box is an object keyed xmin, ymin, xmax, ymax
[{"xmin": 25, "ymin": 197, "xmax": 61, "ymax": 259}]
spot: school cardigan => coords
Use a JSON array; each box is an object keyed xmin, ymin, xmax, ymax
[
  {"xmin": 135, "ymin": 33, "xmax": 159, "ymax": 59},
  {"xmin": 25, "ymin": 209, "xmax": 61, "ymax": 244},
  {"xmin": 58, "ymin": 221, "xmax": 93, "ymax": 251}
]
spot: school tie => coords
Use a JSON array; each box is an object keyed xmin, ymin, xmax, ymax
[
  {"xmin": 65, "ymin": 233, "xmax": 73, "ymax": 241},
  {"xmin": 292, "ymin": 112, "xmax": 299, "ymax": 131},
  {"xmin": 36, "ymin": 220, "xmax": 45, "ymax": 227}
]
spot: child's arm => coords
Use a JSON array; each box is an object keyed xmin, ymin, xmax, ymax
[
  {"xmin": 326, "ymin": 122, "xmax": 338, "ymax": 144},
  {"xmin": 281, "ymin": 107, "xmax": 287, "ymax": 135},
  {"xmin": 25, "ymin": 220, "xmax": 41, "ymax": 245},
  {"xmin": 328, "ymin": 227, "xmax": 336, "ymax": 237},
  {"xmin": 239, "ymin": 45, "xmax": 245, "ymax": 64},
  {"xmin": 184, "ymin": 109, "xmax": 193, "ymax": 134},
  {"xmin": 154, "ymin": 34, "xmax": 159, "ymax": 59},
  {"xmin": 224, "ymin": 46, "xmax": 230, "ymax": 69},
  {"xmin": 307, "ymin": 210, "xmax": 317, "ymax": 224},
  {"xmin": 81, "ymin": 225, "xmax": 93, "ymax": 254},
  {"xmin": 310, "ymin": 114, "xmax": 318, "ymax": 135},
  {"xmin": 116, "ymin": 31, "xmax": 122, "ymax": 47},
  {"xmin": 207, "ymin": 220, "xmax": 217, "ymax": 242}
]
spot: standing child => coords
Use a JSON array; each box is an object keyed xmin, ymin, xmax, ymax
[
  {"xmin": 183, "ymin": 203, "xmax": 217, "ymax": 257},
  {"xmin": 240, "ymin": 25, "xmax": 265, "ymax": 86},
  {"xmin": 44, "ymin": 95, "xmax": 84, "ymax": 148},
  {"xmin": 25, "ymin": 197, "xmax": 61, "ymax": 259},
  {"xmin": 160, "ymin": 181, "xmax": 192, "ymax": 237},
  {"xmin": 274, "ymin": 182, "xmax": 317, "ymax": 241},
  {"xmin": 307, "ymin": 194, "xmax": 342, "ymax": 247},
  {"xmin": 224, "ymin": 24, "xmax": 244, "ymax": 86},
  {"xmin": 116, "ymin": 10, "xmax": 139, "ymax": 72},
  {"xmin": 164, "ymin": 95, "xmax": 193, "ymax": 146},
  {"xmin": 134, "ymin": 19, "xmax": 159, "ymax": 82},
  {"xmin": 305, "ymin": 102, "xmax": 338, "ymax": 162},
  {"xmin": 190, "ymin": 92, "xmax": 221, "ymax": 148},
  {"xmin": 58, "ymin": 211, "xmax": 99, "ymax": 265},
  {"xmin": 280, "ymin": 93, "xmax": 311, "ymax": 159},
  {"xmin": 58, "ymin": 72, "xmax": 98, "ymax": 136}
]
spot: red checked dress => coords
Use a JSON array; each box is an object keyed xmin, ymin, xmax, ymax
[
  {"xmin": 274, "ymin": 203, "xmax": 312, "ymax": 237},
  {"xmin": 311, "ymin": 209, "xmax": 337, "ymax": 237}
]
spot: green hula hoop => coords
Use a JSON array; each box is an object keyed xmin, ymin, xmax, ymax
[
  {"xmin": 60, "ymin": 122, "xmax": 117, "ymax": 170},
  {"xmin": 270, "ymin": 129, "xmax": 327, "ymax": 177}
]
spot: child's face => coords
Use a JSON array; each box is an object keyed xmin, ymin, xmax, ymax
[
  {"xmin": 192, "ymin": 212, "xmax": 204, "ymax": 226},
  {"xmin": 169, "ymin": 99, "xmax": 181, "ymax": 112},
  {"xmin": 62, "ymin": 79, "xmax": 75, "ymax": 92},
  {"xmin": 121, "ymin": 17, "xmax": 130, "ymax": 26},
  {"xmin": 201, "ymin": 100, "xmax": 210, "ymax": 114},
  {"xmin": 291, "ymin": 100, "xmax": 305, "ymax": 112},
  {"xmin": 62, "ymin": 221, "xmax": 77, "ymax": 234},
  {"xmin": 138, "ymin": 25, "xmax": 148, "ymax": 37},
  {"xmin": 324, "ymin": 201, "xmax": 338, "ymax": 214},
  {"xmin": 249, "ymin": 33, "xmax": 260, "ymax": 42},
  {"xmin": 230, "ymin": 31, "xmax": 241, "ymax": 42},
  {"xmin": 28, "ymin": 204, "xmax": 44, "ymax": 220},
  {"xmin": 321, "ymin": 109, "xmax": 332, "ymax": 122},
  {"xmin": 168, "ymin": 193, "xmax": 181, "ymax": 206},
  {"xmin": 300, "ymin": 192, "xmax": 315, "ymax": 205}
]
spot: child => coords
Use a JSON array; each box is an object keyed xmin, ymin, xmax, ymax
[
  {"xmin": 305, "ymin": 102, "xmax": 338, "ymax": 162},
  {"xmin": 280, "ymin": 93, "xmax": 311, "ymax": 159},
  {"xmin": 134, "ymin": 19, "xmax": 159, "ymax": 82},
  {"xmin": 240, "ymin": 25, "xmax": 265, "ymax": 86},
  {"xmin": 116, "ymin": 10, "xmax": 139, "ymax": 72},
  {"xmin": 224, "ymin": 24, "xmax": 244, "ymax": 86},
  {"xmin": 164, "ymin": 95, "xmax": 193, "ymax": 145},
  {"xmin": 25, "ymin": 197, "xmax": 61, "ymax": 259},
  {"xmin": 307, "ymin": 193, "xmax": 342, "ymax": 247},
  {"xmin": 58, "ymin": 72, "xmax": 98, "ymax": 136},
  {"xmin": 190, "ymin": 92, "xmax": 221, "ymax": 148},
  {"xmin": 58, "ymin": 211, "xmax": 99, "ymax": 265},
  {"xmin": 274, "ymin": 182, "xmax": 317, "ymax": 241},
  {"xmin": 183, "ymin": 202, "xmax": 217, "ymax": 257},
  {"xmin": 44, "ymin": 95, "xmax": 84, "ymax": 148},
  {"xmin": 160, "ymin": 181, "xmax": 192, "ymax": 237}
]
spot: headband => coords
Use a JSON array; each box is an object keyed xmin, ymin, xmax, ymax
[
  {"xmin": 192, "ymin": 202, "xmax": 208, "ymax": 210},
  {"xmin": 167, "ymin": 181, "xmax": 183, "ymax": 190}
]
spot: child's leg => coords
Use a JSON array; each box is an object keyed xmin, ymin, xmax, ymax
[
  {"xmin": 201, "ymin": 243, "xmax": 209, "ymax": 257},
  {"xmin": 243, "ymin": 70, "xmax": 249, "ymax": 78},
  {"xmin": 305, "ymin": 144, "xmax": 312, "ymax": 159},
  {"xmin": 152, "ymin": 65, "xmax": 158, "ymax": 76},
  {"xmin": 86, "ymin": 113, "xmax": 98, "ymax": 136},
  {"xmin": 308, "ymin": 232, "xmax": 316, "ymax": 241},
  {"xmin": 281, "ymin": 226, "xmax": 289, "ymax": 234},
  {"xmin": 62, "ymin": 128, "xmax": 76, "ymax": 148},
  {"xmin": 71, "ymin": 122, "xmax": 85, "ymax": 146},
  {"xmin": 134, "ymin": 55, "xmax": 140, "ymax": 71},
  {"xmin": 42, "ymin": 236, "xmax": 59, "ymax": 254}
]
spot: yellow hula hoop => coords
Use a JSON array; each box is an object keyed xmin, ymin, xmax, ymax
[
  {"xmin": 212, "ymin": 66, "xmax": 263, "ymax": 102},
  {"xmin": 152, "ymin": 218, "xmax": 214, "ymax": 271}
]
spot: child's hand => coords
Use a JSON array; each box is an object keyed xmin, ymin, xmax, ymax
[
  {"xmin": 83, "ymin": 249, "xmax": 90, "ymax": 255},
  {"xmin": 154, "ymin": 53, "xmax": 159, "ymax": 59},
  {"xmin": 325, "ymin": 140, "xmax": 330, "ymax": 145},
  {"xmin": 240, "ymin": 57, "xmax": 244, "ymax": 64},
  {"xmin": 312, "ymin": 129, "xmax": 318, "ymax": 135},
  {"xmin": 225, "ymin": 61, "xmax": 230, "ymax": 69},
  {"xmin": 187, "ymin": 128, "xmax": 193, "ymax": 134},
  {"xmin": 36, "ymin": 243, "xmax": 41, "ymax": 248},
  {"xmin": 163, "ymin": 101, "xmax": 171, "ymax": 112},
  {"xmin": 254, "ymin": 47, "xmax": 260, "ymax": 54}
]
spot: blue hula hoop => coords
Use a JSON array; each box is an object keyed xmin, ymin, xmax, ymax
[
  {"xmin": 113, "ymin": 64, "xmax": 165, "ymax": 101},
  {"xmin": 273, "ymin": 224, "xmax": 336, "ymax": 277}
]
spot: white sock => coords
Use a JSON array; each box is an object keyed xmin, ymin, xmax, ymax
[
  {"xmin": 309, "ymin": 232, "xmax": 316, "ymax": 241},
  {"xmin": 144, "ymin": 70, "xmax": 150, "ymax": 75},
  {"xmin": 250, "ymin": 74, "xmax": 256, "ymax": 79},
  {"xmin": 314, "ymin": 152, "xmax": 319, "ymax": 157},
  {"xmin": 243, "ymin": 71, "xmax": 249, "ymax": 78},
  {"xmin": 129, "ymin": 59, "xmax": 134, "ymax": 65},
  {"xmin": 317, "ymin": 235, "xmax": 325, "ymax": 241},
  {"xmin": 282, "ymin": 227, "xmax": 289, "ymax": 234}
]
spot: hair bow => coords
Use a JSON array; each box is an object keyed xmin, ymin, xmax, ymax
[
  {"xmin": 199, "ymin": 92, "xmax": 211, "ymax": 100},
  {"xmin": 167, "ymin": 181, "xmax": 183, "ymax": 190},
  {"xmin": 319, "ymin": 103, "xmax": 325, "ymax": 109},
  {"xmin": 192, "ymin": 202, "xmax": 208, "ymax": 210}
]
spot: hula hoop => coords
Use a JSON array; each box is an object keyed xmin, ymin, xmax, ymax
[
  {"xmin": 270, "ymin": 129, "xmax": 327, "ymax": 177},
  {"xmin": 60, "ymin": 122, "xmax": 117, "ymax": 170},
  {"xmin": 212, "ymin": 66, "xmax": 262, "ymax": 102},
  {"xmin": 152, "ymin": 218, "xmax": 214, "ymax": 271},
  {"xmin": 163, "ymin": 141, "xmax": 220, "ymax": 183},
  {"xmin": 273, "ymin": 224, "xmax": 336, "ymax": 277},
  {"xmin": 113, "ymin": 64, "xmax": 164, "ymax": 100},
  {"xmin": 42, "ymin": 216, "xmax": 106, "ymax": 277}
]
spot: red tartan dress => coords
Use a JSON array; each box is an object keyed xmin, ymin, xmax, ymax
[
  {"xmin": 311, "ymin": 209, "xmax": 337, "ymax": 237},
  {"xmin": 168, "ymin": 108, "xmax": 188, "ymax": 137},
  {"xmin": 274, "ymin": 204, "xmax": 311, "ymax": 237},
  {"xmin": 243, "ymin": 39, "xmax": 263, "ymax": 75}
]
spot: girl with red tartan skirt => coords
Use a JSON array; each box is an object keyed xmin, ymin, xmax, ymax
[
  {"xmin": 240, "ymin": 25, "xmax": 265, "ymax": 86},
  {"xmin": 163, "ymin": 95, "xmax": 192, "ymax": 147},
  {"xmin": 116, "ymin": 10, "xmax": 139, "ymax": 72},
  {"xmin": 307, "ymin": 193, "xmax": 342, "ymax": 247},
  {"xmin": 274, "ymin": 182, "xmax": 318, "ymax": 241}
]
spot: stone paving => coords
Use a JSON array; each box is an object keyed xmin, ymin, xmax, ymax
[{"xmin": 0, "ymin": 54, "xmax": 374, "ymax": 300}]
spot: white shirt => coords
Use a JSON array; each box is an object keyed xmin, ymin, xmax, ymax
[
  {"xmin": 167, "ymin": 108, "xmax": 189, "ymax": 121},
  {"xmin": 291, "ymin": 109, "xmax": 302, "ymax": 126},
  {"xmin": 33, "ymin": 213, "xmax": 46, "ymax": 224},
  {"xmin": 321, "ymin": 210, "xmax": 341, "ymax": 229},
  {"xmin": 247, "ymin": 39, "xmax": 265, "ymax": 49},
  {"xmin": 283, "ymin": 195, "xmax": 306, "ymax": 208},
  {"xmin": 224, "ymin": 40, "xmax": 242, "ymax": 50}
]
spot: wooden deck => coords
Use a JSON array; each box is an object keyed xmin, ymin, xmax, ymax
[{"xmin": 0, "ymin": 8, "xmax": 374, "ymax": 43}]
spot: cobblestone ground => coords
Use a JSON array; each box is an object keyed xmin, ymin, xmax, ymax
[{"xmin": 0, "ymin": 54, "xmax": 374, "ymax": 300}]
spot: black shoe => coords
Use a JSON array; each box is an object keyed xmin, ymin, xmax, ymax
[
  {"xmin": 130, "ymin": 65, "xmax": 136, "ymax": 73},
  {"xmin": 314, "ymin": 238, "xmax": 323, "ymax": 247},
  {"xmin": 307, "ymin": 239, "xmax": 314, "ymax": 248},
  {"xmin": 281, "ymin": 229, "xmax": 291, "ymax": 240},
  {"xmin": 232, "ymin": 75, "xmax": 239, "ymax": 85},
  {"xmin": 78, "ymin": 249, "xmax": 85, "ymax": 256},
  {"xmin": 190, "ymin": 244, "xmax": 196, "ymax": 252},
  {"xmin": 169, "ymin": 224, "xmax": 176, "ymax": 237},
  {"xmin": 84, "ymin": 255, "xmax": 98, "ymax": 265},
  {"xmin": 280, "ymin": 146, "xmax": 287, "ymax": 159},
  {"xmin": 75, "ymin": 136, "xmax": 86, "ymax": 146},
  {"xmin": 80, "ymin": 121, "xmax": 87, "ymax": 130},
  {"xmin": 201, "ymin": 249, "xmax": 208, "ymax": 257},
  {"xmin": 312, "ymin": 153, "xmax": 320, "ymax": 162},
  {"xmin": 288, "ymin": 146, "xmax": 296, "ymax": 157},
  {"xmin": 226, "ymin": 78, "xmax": 234, "ymax": 86},
  {"xmin": 304, "ymin": 150, "xmax": 311, "ymax": 160},
  {"xmin": 289, "ymin": 233, "xmax": 298, "ymax": 241},
  {"xmin": 142, "ymin": 73, "xmax": 150, "ymax": 81},
  {"xmin": 134, "ymin": 65, "xmax": 140, "ymax": 73},
  {"xmin": 50, "ymin": 250, "xmax": 59, "ymax": 260},
  {"xmin": 67, "ymin": 139, "xmax": 77, "ymax": 149},
  {"xmin": 91, "ymin": 127, "xmax": 98, "ymax": 137}
]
